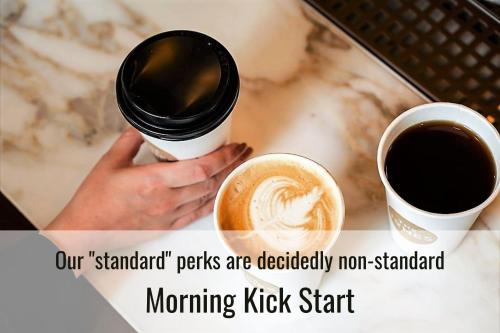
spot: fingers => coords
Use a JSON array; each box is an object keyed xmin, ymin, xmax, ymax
[
  {"xmin": 143, "ymin": 197, "xmax": 215, "ymax": 231},
  {"xmin": 102, "ymin": 127, "xmax": 144, "ymax": 168},
  {"xmin": 146, "ymin": 143, "xmax": 248, "ymax": 187},
  {"xmin": 141, "ymin": 146, "xmax": 253, "ymax": 231},
  {"xmin": 171, "ymin": 192, "xmax": 216, "ymax": 221},
  {"xmin": 170, "ymin": 197, "xmax": 216, "ymax": 230},
  {"xmin": 171, "ymin": 146, "xmax": 253, "ymax": 205}
]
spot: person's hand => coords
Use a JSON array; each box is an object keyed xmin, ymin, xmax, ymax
[{"xmin": 46, "ymin": 127, "xmax": 252, "ymax": 230}]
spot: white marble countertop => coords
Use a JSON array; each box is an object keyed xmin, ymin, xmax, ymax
[{"xmin": 1, "ymin": 0, "xmax": 499, "ymax": 332}]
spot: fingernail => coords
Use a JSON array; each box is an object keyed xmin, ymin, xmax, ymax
[
  {"xmin": 244, "ymin": 147, "xmax": 253, "ymax": 156},
  {"xmin": 236, "ymin": 143, "xmax": 246, "ymax": 153}
]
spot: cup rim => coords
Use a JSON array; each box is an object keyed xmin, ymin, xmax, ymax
[
  {"xmin": 377, "ymin": 102, "xmax": 500, "ymax": 219},
  {"xmin": 213, "ymin": 153, "xmax": 345, "ymax": 259}
]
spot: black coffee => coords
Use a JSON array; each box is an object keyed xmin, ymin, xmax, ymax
[{"xmin": 385, "ymin": 121, "xmax": 496, "ymax": 214}]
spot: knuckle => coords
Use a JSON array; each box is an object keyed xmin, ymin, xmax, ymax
[
  {"xmin": 193, "ymin": 164, "xmax": 211, "ymax": 181},
  {"xmin": 204, "ymin": 177, "xmax": 218, "ymax": 193},
  {"xmin": 147, "ymin": 204, "xmax": 165, "ymax": 217},
  {"xmin": 139, "ymin": 176, "xmax": 163, "ymax": 196},
  {"xmin": 198, "ymin": 195, "xmax": 209, "ymax": 206},
  {"xmin": 162, "ymin": 198, "xmax": 177, "ymax": 212},
  {"xmin": 148, "ymin": 199, "xmax": 175, "ymax": 217}
]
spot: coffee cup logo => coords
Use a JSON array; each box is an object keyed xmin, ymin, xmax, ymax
[{"xmin": 389, "ymin": 206, "xmax": 437, "ymax": 244}]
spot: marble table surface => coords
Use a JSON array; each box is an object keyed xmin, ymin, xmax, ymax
[{"xmin": 1, "ymin": 0, "xmax": 499, "ymax": 332}]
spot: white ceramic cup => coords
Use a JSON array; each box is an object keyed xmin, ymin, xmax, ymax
[
  {"xmin": 142, "ymin": 115, "xmax": 232, "ymax": 161},
  {"xmin": 214, "ymin": 153, "xmax": 345, "ymax": 292},
  {"xmin": 377, "ymin": 103, "xmax": 500, "ymax": 254}
]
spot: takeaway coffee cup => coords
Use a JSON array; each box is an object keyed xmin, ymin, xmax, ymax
[
  {"xmin": 116, "ymin": 30, "xmax": 239, "ymax": 160},
  {"xmin": 377, "ymin": 103, "xmax": 500, "ymax": 253},
  {"xmin": 214, "ymin": 154, "xmax": 345, "ymax": 292}
]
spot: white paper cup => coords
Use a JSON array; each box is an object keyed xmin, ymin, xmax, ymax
[
  {"xmin": 141, "ymin": 115, "xmax": 232, "ymax": 161},
  {"xmin": 214, "ymin": 153, "xmax": 345, "ymax": 292},
  {"xmin": 377, "ymin": 103, "xmax": 500, "ymax": 253}
]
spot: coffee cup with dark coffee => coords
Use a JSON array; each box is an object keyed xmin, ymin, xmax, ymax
[{"xmin": 377, "ymin": 103, "xmax": 500, "ymax": 253}]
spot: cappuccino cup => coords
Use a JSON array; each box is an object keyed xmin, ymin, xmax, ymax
[
  {"xmin": 214, "ymin": 154, "xmax": 345, "ymax": 292},
  {"xmin": 377, "ymin": 103, "xmax": 500, "ymax": 254},
  {"xmin": 116, "ymin": 30, "xmax": 239, "ymax": 160}
]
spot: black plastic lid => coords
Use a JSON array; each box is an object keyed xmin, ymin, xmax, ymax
[{"xmin": 116, "ymin": 30, "xmax": 239, "ymax": 141}]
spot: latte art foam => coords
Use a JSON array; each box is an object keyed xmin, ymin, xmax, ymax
[
  {"xmin": 251, "ymin": 177, "xmax": 324, "ymax": 228},
  {"xmin": 249, "ymin": 176, "xmax": 329, "ymax": 252},
  {"xmin": 217, "ymin": 159, "xmax": 337, "ymax": 256}
]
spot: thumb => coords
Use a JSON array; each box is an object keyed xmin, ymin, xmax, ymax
[{"xmin": 102, "ymin": 127, "xmax": 144, "ymax": 168}]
